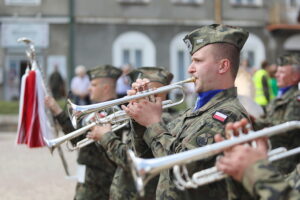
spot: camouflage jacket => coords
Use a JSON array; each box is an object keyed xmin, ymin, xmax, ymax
[
  {"xmin": 99, "ymin": 111, "xmax": 176, "ymax": 200},
  {"xmin": 55, "ymin": 110, "xmax": 117, "ymax": 200},
  {"xmin": 143, "ymin": 88, "xmax": 251, "ymax": 200},
  {"xmin": 253, "ymin": 85, "xmax": 300, "ymax": 173},
  {"xmin": 242, "ymin": 160, "xmax": 300, "ymax": 200}
]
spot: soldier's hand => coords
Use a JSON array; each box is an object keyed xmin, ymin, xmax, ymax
[
  {"xmin": 127, "ymin": 78, "xmax": 151, "ymax": 103},
  {"xmin": 44, "ymin": 96, "xmax": 63, "ymax": 116},
  {"xmin": 87, "ymin": 123, "xmax": 112, "ymax": 141},
  {"xmin": 122, "ymin": 96, "xmax": 162, "ymax": 127},
  {"xmin": 215, "ymin": 119, "xmax": 268, "ymax": 182}
]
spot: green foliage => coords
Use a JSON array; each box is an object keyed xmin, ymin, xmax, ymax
[
  {"xmin": 0, "ymin": 101, "xmax": 19, "ymax": 114},
  {"xmin": 0, "ymin": 99, "xmax": 67, "ymax": 114}
]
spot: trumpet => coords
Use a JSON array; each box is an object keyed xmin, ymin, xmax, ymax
[
  {"xmin": 127, "ymin": 121, "xmax": 300, "ymax": 196},
  {"xmin": 68, "ymin": 77, "xmax": 195, "ymax": 128},
  {"xmin": 44, "ymin": 110, "xmax": 130, "ymax": 152},
  {"xmin": 45, "ymin": 78, "xmax": 195, "ymax": 151}
]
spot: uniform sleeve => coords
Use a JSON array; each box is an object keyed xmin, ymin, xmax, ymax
[
  {"xmin": 55, "ymin": 111, "xmax": 75, "ymax": 134},
  {"xmin": 143, "ymin": 121, "xmax": 176, "ymax": 157},
  {"xmin": 99, "ymin": 131, "xmax": 129, "ymax": 169},
  {"xmin": 242, "ymin": 160, "xmax": 299, "ymax": 200}
]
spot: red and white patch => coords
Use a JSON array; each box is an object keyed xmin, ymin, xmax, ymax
[
  {"xmin": 297, "ymin": 96, "xmax": 300, "ymax": 102},
  {"xmin": 212, "ymin": 111, "xmax": 228, "ymax": 123}
]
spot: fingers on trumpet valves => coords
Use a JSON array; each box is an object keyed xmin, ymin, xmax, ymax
[{"xmin": 225, "ymin": 118, "xmax": 252, "ymax": 139}]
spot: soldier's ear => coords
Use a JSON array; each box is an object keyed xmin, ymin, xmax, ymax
[{"xmin": 218, "ymin": 58, "xmax": 230, "ymax": 74}]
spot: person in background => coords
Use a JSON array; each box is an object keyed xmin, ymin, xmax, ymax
[
  {"xmin": 235, "ymin": 59, "xmax": 255, "ymax": 100},
  {"xmin": 45, "ymin": 65, "xmax": 123, "ymax": 200},
  {"xmin": 70, "ymin": 65, "xmax": 90, "ymax": 105},
  {"xmin": 116, "ymin": 64, "xmax": 132, "ymax": 98},
  {"xmin": 252, "ymin": 53, "xmax": 300, "ymax": 174},
  {"xmin": 215, "ymin": 118, "xmax": 300, "ymax": 200},
  {"xmin": 49, "ymin": 64, "xmax": 66, "ymax": 100},
  {"xmin": 268, "ymin": 63, "xmax": 278, "ymax": 97},
  {"xmin": 253, "ymin": 61, "xmax": 274, "ymax": 109}
]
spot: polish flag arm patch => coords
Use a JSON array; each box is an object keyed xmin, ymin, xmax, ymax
[
  {"xmin": 297, "ymin": 96, "xmax": 300, "ymax": 102},
  {"xmin": 212, "ymin": 111, "xmax": 228, "ymax": 123}
]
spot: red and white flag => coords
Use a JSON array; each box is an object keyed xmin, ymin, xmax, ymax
[
  {"xmin": 16, "ymin": 67, "xmax": 53, "ymax": 148},
  {"xmin": 212, "ymin": 111, "xmax": 228, "ymax": 123}
]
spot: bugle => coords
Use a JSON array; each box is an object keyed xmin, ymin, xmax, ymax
[
  {"xmin": 44, "ymin": 78, "xmax": 194, "ymax": 151},
  {"xmin": 44, "ymin": 109, "xmax": 129, "ymax": 151},
  {"xmin": 68, "ymin": 77, "xmax": 195, "ymax": 128},
  {"xmin": 127, "ymin": 121, "xmax": 300, "ymax": 196}
]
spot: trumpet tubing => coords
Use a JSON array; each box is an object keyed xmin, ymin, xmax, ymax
[
  {"xmin": 68, "ymin": 77, "xmax": 195, "ymax": 128},
  {"xmin": 127, "ymin": 121, "xmax": 300, "ymax": 196},
  {"xmin": 44, "ymin": 110, "xmax": 130, "ymax": 151}
]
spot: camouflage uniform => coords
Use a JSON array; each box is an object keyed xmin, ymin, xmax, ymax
[
  {"xmin": 144, "ymin": 87, "xmax": 250, "ymax": 199},
  {"xmin": 98, "ymin": 67, "xmax": 176, "ymax": 200},
  {"xmin": 253, "ymin": 54, "xmax": 300, "ymax": 174},
  {"xmin": 242, "ymin": 160, "xmax": 300, "ymax": 200},
  {"xmin": 100, "ymin": 111, "xmax": 175, "ymax": 200},
  {"xmin": 55, "ymin": 65, "xmax": 122, "ymax": 200}
]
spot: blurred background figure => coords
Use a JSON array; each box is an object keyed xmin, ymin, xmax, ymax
[
  {"xmin": 253, "ymin": 60, "xmax": 275, "ymax": 110},
  {"xmin": 70, "ymin": 65, "xmax": 90, "ymax": 105},
  {"xmin": 268, "ymin": 63, "xmax": 278, "ymax": 97},
  {"xmin": 235, "ymin": 58, "xmax": 255, "ymax": 99},
  {"xmin": 8, "ymin": 67, "xmax": 19, "ymax": 100},
  {"xmin": 116, "ymin": 64, "xmax": 132, "ymax": 98},
  {"xmin": 49, "ymin": 64, "xmax": 66, "ymax": 100}
]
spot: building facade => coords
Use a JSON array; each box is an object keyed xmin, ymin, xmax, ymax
[{"xmin": 0, "ymin": 0, "xmax": 299, "ymax": 100}]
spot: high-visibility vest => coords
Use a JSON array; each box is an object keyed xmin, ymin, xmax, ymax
[{"xmin": 253, "ymin": 69, "xmax": 274, "ymax": 106}]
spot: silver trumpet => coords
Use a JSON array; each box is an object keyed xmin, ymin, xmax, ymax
[
  {"xmin": 127, "ymin": 121, "xmax": 300, "ymax": 196},
  {"xmin": 68, "ymin": 77, "xmax": 195, "ymax": 128},
  {"xmin": 44, "ymin": 77, "xmax": 195, "ymax": 151}
]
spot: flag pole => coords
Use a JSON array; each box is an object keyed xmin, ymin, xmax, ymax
[{"xmin": 18, "ymin": 37, "xmax": 70, "ymax": 176}]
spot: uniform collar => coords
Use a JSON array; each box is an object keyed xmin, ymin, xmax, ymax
[
  {"xmin": 188, "ymin": 87, "xmax": 238, "ymax": 116},
  {"xmin": 193, "ymin": 89, "xmax": 224, "ymax": 111},
  {"xmin": 277, "ymin": 85, "xmax": 298, "ymax": 98}
]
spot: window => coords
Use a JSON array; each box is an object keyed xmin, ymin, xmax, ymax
[
  {"xmin": 241, "ymin": 33, "xmax": 265, "ymax": 70},
  {"xmin": 113, "ymin": 31, "xmax": 156, "ymax": 68},
  {"xmin": 118, "ymin": 0, "xmax": 150, "ymax": 4},
  {"xmin": 288, "ymin": 0, "xmax": 300, "ymax": 7},
  {"xmin": 172, "ymin": 0, "xmax": 203, "ymax": 5},
  {"xmin": 5, "ymin": 0, "xmax": 41, "ymax": 5},
  {"xmin": 121, "ymin": 49, "xmax": 143, "ymax": 67},
  {"xmin": 170, "ymin": 32, "xmax": 191, "ymax": 82},
  {"xmin": 230, "ymin": 0, "xmax": 262, "ymax": 6}
]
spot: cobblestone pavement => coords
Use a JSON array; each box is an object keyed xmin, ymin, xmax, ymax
[{"xmin": 0, "ymin": 132, "xmax": 78, "ymax": 200}]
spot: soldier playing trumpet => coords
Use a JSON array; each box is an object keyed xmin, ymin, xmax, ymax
[
  {"xmin": 122, "ymin": 24, "xmax": 252, "ymax": 200},
  {"xmin": 45, "ymin": 65, "xmax": 122, "ymax": 200},
  {"xmin": 87, "ymin": 67, "xmax": 176, "ymax": 200}
]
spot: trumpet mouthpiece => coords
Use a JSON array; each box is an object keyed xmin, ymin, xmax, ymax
[{"xmin": 189, "ymin": 77, "xmax": 196, "ymax": 83}]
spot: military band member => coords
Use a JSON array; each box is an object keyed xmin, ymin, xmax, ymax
[
  {"xmin": 122, "ymin": 24, "xmax": 252, "ymax": 199},
  {"xmin": 253, "ymin": 53, "xmax": 300, "ymax": 174},
  {"xmin": 45, "ymin": 65, "xmax": 122, "ymax": 200},
  {"xmin": 216, "ymin": 119, "xmax": 300, "ymax": 200},
  {"xmin": 88, "ymin": 67, "xmax": 176, "ymax": 200}
]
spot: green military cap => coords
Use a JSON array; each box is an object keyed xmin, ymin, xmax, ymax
[
  {"xmin": 183, "ymin": 24, "xmax": 249, "ymax": 55},
  {"xmin": 276, "ymin": 53, "xmax": 300, "ymax": 66},
  {"xmin": 127, "ymin": 67, "xmax": 174, "ymax": 85},
  {"xmin": 87, "ymin": 65, "xmax": 122, "ymax": 80}
]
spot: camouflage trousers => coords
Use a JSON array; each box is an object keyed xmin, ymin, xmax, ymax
[{"xmin": 74, "ymin": 182, "xmax": 109, "ymax": 200}]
